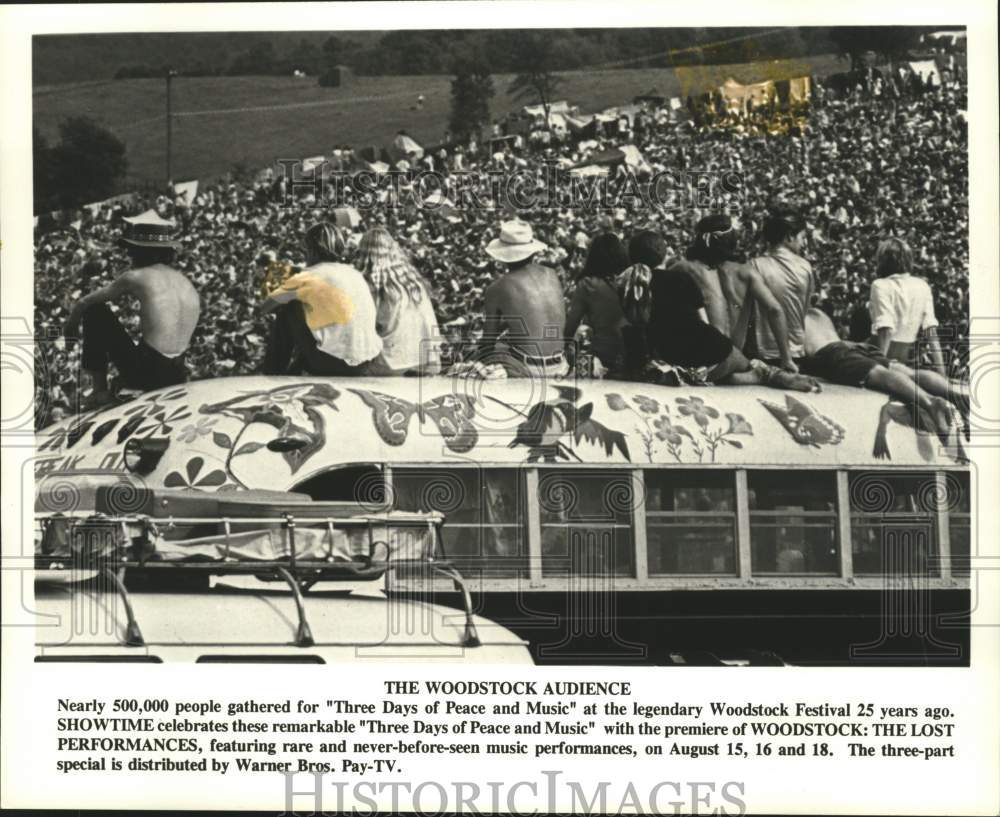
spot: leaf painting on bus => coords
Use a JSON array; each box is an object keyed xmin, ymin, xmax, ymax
[
  {"xmin": 37, "ymin": 386, "xmax": 191, "ymax": 453},
  {"xmin": 199, "ymin": 381, "xmax": 342, "ymax": 485},
  {"xmin": 494, "ymin": 385, "xmax": 631, "ymax": 463},
  {"xmin": 758, "ymin": 395, "xmax": 845, "ymax": 449},
  {"xmin": 605, "ymin": 392, "xmax": 752, "ymax": 463},
  {"xmin": 349, "ymin": 388, "xmax": 478, "ymax": 454}
]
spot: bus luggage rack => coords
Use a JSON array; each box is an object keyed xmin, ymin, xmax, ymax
[{"xmin": 34, "ymin": 509, "xmax": 480, "ymax": 650}]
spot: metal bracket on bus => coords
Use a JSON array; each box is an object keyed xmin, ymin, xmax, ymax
[
  {"xmin": 103, "ymin": 567, "xmax": 145, "ymax": 647},
  {"xmin": 275, "ymin": 567, "xmax": 315, "ymax": 648},
  {"xmin": 431, "ymin": 564, "xmax": 481, "ymax": 648}
]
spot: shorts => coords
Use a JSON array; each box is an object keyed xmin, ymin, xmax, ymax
[
  {"xmin": 656, "ymin": 321, "xmax": 733, "ymax": 368},
  {"xmin": 800, "ymin": 342, "xmax": 890, "ymax": 387}
]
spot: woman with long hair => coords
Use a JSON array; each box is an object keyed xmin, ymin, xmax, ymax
[
  {"xmin": 355, "ymin": 226, "xmax": 441, "ymax": 375},
  {"xmin": 564, "ymin": 232, "xmax": 631, "ymax": 376}
]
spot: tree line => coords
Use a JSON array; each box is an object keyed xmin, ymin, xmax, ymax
[{"xmin": 110, "ymin": 27, "xmax": 935, "ymax": 81}]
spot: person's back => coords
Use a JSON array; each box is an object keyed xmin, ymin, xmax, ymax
[
  {"xmin": 869, "ymin": 272, "xmax": 937, "ymax": 354},
  {"xmin": 670, "ymin": 257, "xmax": 729, "ymax": 335},
  {"xmin": 565, "ymin": 232, "xmax": 630, "ymax": 371},
  {"xmin": 751, "ymin": 208, "xmax": 814, "ymax": 363},
  {"xmin": 372, "ymin": 277, "xmax": 441, "ymax": 374},
  {"xmin": 129, "ymin": 265, "xmax": 201, "ymax": 356},
  {"xmin": 279, "ymin": 262, "xmax": 382, "ymax": 367},
  {"xmin": 486, "ymin": 262, "xmax": 565, "ymax": 356},
  {"xmin": 567, "ymin": 275, "xmax": 624, "ymax": 366}
]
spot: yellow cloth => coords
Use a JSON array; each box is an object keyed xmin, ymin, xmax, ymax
[{"xmin": 272, "ymin": 271, "xmax": 355, "ymax": 329}]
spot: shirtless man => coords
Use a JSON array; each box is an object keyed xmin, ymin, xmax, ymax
[
  {"xmin": 745, "ymin": 205, "xmax": 814, "ymax": 369},
  {"xmin": 64, "ymin": 211, "xmax": 200, "ymax": 408},
  {"xmin": 480, "ymin": 220, "xmax": 567, "ymax": 378}
]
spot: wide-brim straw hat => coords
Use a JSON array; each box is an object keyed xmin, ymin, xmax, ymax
[
  {"xmin": 485, "ymin": 220, "xmax": 547, "ymax": 263},
  {"xmin": 119, "ymin": 209, "xmax": 181, "ymax": 249}
]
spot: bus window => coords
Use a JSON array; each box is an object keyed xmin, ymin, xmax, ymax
[
  {"xmin": 644, "ymin": 471, "xmax": 736, "ymax": 576},
  {"xmin": 293, "ymin": 464, "xmax": 386, "ymax": 504},
  {"xmin": 538, "ymin": 471, "xmax": 634, "ymax": 578},
  {"xmin": 393, "ymin": 468, "xmax": 526, "ymax": 577},
  {"xmin": 849, "ymin": 472, "xmax": 939, "ymax": 576},
  {"xmin": 948, "ymin": 471, "xmax": 970, "ymax": 578},
  {"xmin": 748, "ymin": 471, "xmax": 838, "ymax": 575}
]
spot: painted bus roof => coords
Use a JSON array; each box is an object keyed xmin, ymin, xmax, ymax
[{"xmin": 35, "ymin": 376, "xmax": 968, "ymax": 493}]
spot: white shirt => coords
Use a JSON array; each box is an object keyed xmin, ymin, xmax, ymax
[
  {"xmin": 868, "ymin": 273, "xmax": 938, "ymax": 344},
  {"xmin": 370, "ymin": 286, "xmax": 442, "ymax": 374},
  {"xmin": 268, "ymin": 263, "xmax": 382, "ymax": 366}
]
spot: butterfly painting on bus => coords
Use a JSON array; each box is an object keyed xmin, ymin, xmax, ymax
[
  {"xmin": 758, "ymin": 395, "xmax": 845, "ymax": 448},
  {"xmin": 349, "ymin": 388, "xmax": 478, "ymax": 453}
]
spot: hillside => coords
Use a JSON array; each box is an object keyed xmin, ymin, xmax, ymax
[{"xmin": 32, "ymin": 54, "xmax": 842, "ymax": 193}]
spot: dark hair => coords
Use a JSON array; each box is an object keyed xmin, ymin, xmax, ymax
[
  {"xmin": 848, "ymin": 305, "xmax": 873, "ymax": 342},
  {"xmin": 125, "ymin": 244, "xmax": 176, "ymax": 267},
  {"xmin": 762, "ymin": 206, "xmax": 806, "ymax": 246},
  {"xmin": 628, "ymin": 230, "xmax": 667, "ymax": 268},
  {"xmin": 686, "ymin": 214, "xmax": 741, "ymax": 266},
  {"xmin": 579, "ymin": 233, "xmax": 630, "ymax": 281}
]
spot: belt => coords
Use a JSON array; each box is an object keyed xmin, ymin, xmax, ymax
[{"xmin": 508, "ymin": 346, "xmax": 564, "ymax": 366}]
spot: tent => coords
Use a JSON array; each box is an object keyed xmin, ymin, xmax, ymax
[
  {"xmin": 173, "ymin": 180, "xmax": 199, "ymax": 206},
  {"xmin": 908, "ymin": 60, "xmax": 942, "ymax": 87},
  {"xmin": 718, "ymin": 77, "xmax": 775, "ymax": 113},
  {"xmin": 389, "ymin": 133, "xmax": 424, "ymax": 162},
  {"xmin": 522, "ymin": 100, "xmax": 573, "ymax": 119},
  {"xmin": 302, "ymin": 155, "xmax": 325, "ymax": 174},
  {"xmin": 789, "ymin": 76, "xmax": 811, "ymax": 103},
  {"xmin": 548, "ymin": 113, "xmax": 570, "ymax": 135}
]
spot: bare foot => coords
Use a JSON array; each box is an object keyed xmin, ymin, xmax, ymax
[
  {"xmin": 951, "ymin": 391, "xmax": 970, "ymax": 440},
  {"xmin": 768, "ymin": 370, "xmax": 822, "ymax": 392}
]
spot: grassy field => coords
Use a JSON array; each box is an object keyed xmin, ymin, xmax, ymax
[{"xmin": 33, "ymin": 53, "xmax": 843, "ymax": 192}]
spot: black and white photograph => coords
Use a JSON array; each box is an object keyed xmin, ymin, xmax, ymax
[{"xmin": 2, "ymin": 2, "xmax": 998, "ymax": 814}]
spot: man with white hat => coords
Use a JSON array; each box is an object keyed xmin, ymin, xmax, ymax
[
  {"xmin": 480, "ymin": 219, "xmax": 567, "ymax": 378},
  {"xmin": 63, "ymin": 209, "xmax": 200, "ymax": 409}
]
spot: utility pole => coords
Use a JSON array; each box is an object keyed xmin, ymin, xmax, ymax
[{"xmin": 165, "ymin": 68, "xmax": 178, "ymax": 185}]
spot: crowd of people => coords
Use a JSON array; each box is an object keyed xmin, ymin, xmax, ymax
[{"xmin": 34, "ymin": 60, "xmax": 969, "ymax": 433}]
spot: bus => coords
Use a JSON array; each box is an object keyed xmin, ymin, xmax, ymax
[{"xmin": 34, "ymin": 375, "xmax": 971, "ymax": 666}]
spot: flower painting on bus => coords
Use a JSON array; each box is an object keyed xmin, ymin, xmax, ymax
[{"xmin": 605, "ymin": 392, "xmax": 753, "ymax": 463}]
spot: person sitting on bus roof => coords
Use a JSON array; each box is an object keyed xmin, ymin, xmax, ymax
[
  {"xmin": 681, "ymin": 214, "xmax": 801, "ymax": 378},
  {"xmin": 63, "ymin": 211, "xmax": 200, "ymax": 410},
  {"xmin": 867, "ymin": 237, "xmax": 947, "ymax": 376},
  {"xmin": 621, "ymin": 229, "xmax": 818, "ymax": 391},
  {"xmin": 355, "ymin": 226, "xmax": 442, "ymax": 376},
  {"xmin": 746, "ymin": 205, "xmax": 814, "ymax": 371},
  {"xmin": 801, "ymin": 307, "xmax": 964, "ymax": 436},
  {"xmin": 261, "ymin": 222, "xmax": 382, "ymax": 376},
  {"xmin": 564, "ymin": 232, "xmax": 631, "ymax": 376},
  {"xmin": 479, "ymin": 220, "xmax": 568, "ymax": 378}
]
